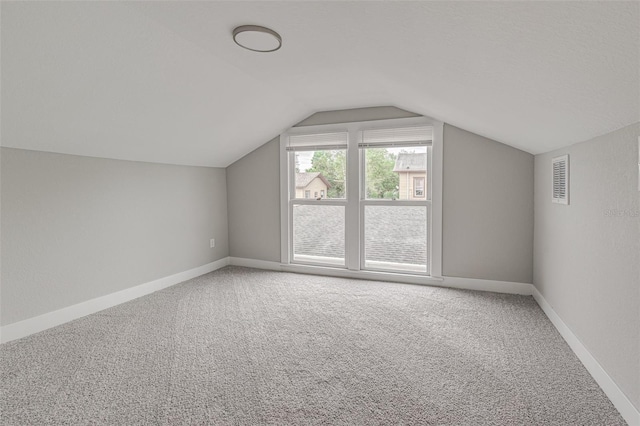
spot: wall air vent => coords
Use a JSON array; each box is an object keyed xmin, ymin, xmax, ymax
[{"xmin": 552, "ymin": 154, "xmax": 569, "ymax": 205}]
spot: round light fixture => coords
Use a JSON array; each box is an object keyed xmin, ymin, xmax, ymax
[{"xmin": 233, "ymin": 25, "xmax": 282, "ymax": 52}]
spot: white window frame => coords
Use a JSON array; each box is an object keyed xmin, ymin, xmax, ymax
[{"xmin": 280, "ymin": 116, "xmax": 444, "ymax": 279}]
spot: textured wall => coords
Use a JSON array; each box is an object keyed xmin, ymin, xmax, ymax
[
  {"xmin": 534, "ymin": 123, "xmax": 640, "ymax": 410},
  {"xmin": 0, "ymin": 148, "xmax": 229, "ymax": 325},
  {"xmin": 442, "ymin": 125, "xmax": 534, "ymax": 283}
]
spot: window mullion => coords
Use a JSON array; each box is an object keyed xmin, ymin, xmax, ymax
[{"xmin": 345, "ymin": 128, "xmax": 361, "ymax": 271}]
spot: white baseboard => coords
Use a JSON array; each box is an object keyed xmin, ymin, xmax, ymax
[
  {"xmin": 228, "ymin": 257, "xmax": 533, "ymax": 295},
  {"xmin": 441, "ymin": 276, "xmax": 533, "ymax": 295},
  {"xmin": 229, "ymin": 257, "xmax": 283, "ymax": 271},
  {"xmin": 533, "ymin": 287, "xmax": 640, "ymax": 426},
  {"xmin": 0, "ymin": 257, "xmax": 231, "ymax": 344}
]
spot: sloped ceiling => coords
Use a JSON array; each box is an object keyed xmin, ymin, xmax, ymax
[{"xmin": 1, "ymin": 1, "xmax": 638, "ymax": 167}]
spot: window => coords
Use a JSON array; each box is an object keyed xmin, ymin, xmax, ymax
[
  {"xmin": 360, "ymin": 126, "xmax": 431, "ymax": 273},
  {"xmin": 414, "ymin": 177, "xmax": 425, "ymax": 198},
  {"xmin": 280, "ymin": 117, "xmax": 443, "ymax": 278},
  {"xmin": 364, "ymin": 205, "xmax": 427, "ymax": 272},
  {"xmin": 285, "ymin": 132, "xmax": 348, "ymax": 266},
  {"xmin": 293, "ymin": 204, "xmax": 345, "ymax": 265}
]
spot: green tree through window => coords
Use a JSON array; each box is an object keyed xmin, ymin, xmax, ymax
[
  {"xmin": 303, "ymin": 149, "xmax": 401, "ymax": 199},
  {"xmin": 307, "ymin": 150, "xmax": 347, "ymax": 198},
  {"xmin": 364, "ymin": 148, "xmax": 399, "ymax": 199}
]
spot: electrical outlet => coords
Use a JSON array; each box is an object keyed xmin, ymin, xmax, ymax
[{"xmin": 210, "ymin": 238, "xmax": 215, "ymax": 248}]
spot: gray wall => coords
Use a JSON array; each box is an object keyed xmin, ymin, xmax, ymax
[
  {"xmin": 443, "ymin": 125, "xmax": 534, "ymax": 283},
  {"xmin": 227, "ymin": 138, "xmax": 281, "ymax": 262},
  {"xmin": 226, "ymin": 109, "xmax": 535, "ymax": 285},
  {"xmin": 1, "ymin": 148, "xmax": 229, "ymax": 325},
  {"xmin": 534, "ymin": 123, "xmax": 640, "ymax": 410},
  {"xmin": 295, "ymin": 106, "xmax": 420, "ymax": 127}
]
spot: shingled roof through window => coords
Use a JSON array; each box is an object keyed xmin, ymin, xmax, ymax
[
  {"xmin": 295, "ymin": 172, "xmax": 331, "ymax": 188},
  {"xmin": 393, "ymin": 153, "xmax": 426, "ymax": 172}
]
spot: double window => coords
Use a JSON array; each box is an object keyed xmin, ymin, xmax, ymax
[{"xmin": 280, "ymin": 117, "xmax": 442, "ymax": 277}]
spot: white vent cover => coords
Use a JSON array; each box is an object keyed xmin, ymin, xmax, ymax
[{"xmin": 552, "ymin": 154, "xmax": 569, "ymax": 205}]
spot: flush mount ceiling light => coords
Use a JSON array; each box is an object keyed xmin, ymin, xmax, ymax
[{"xmin": 233, "ymin": 25, "xmax": 282, "ymax": 52}]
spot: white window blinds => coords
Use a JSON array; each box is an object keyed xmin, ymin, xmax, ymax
[
  {"xmin": 286, "ymin": 132, "xmax": 348, "ymax": 151},
  {"xmin": 359, "ymin": 126, "xmax": 433, "ymax": 148}
]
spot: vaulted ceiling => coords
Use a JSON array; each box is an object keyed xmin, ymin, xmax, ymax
[{"xmin": 2, "ymin": 1, "xmax": 638, "ymax": 167}]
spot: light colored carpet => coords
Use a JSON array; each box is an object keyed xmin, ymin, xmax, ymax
[{"xmin": 1, "ymin": 266, "xmax": 625, "ymax": 425}]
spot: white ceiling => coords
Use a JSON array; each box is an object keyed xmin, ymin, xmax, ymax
[{"xmin": 2, "ymin": 1, "xmax": 638, "ymax": 167}]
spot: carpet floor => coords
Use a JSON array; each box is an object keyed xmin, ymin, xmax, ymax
[{"xmin": 0, "ymin": 266, "xmax": 625, "ymax": 425}]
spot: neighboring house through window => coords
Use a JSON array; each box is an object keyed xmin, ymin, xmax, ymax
[
  {"xmin": 295, "ymin": 172, "xmax": 332, "ymax": 199},
  {"xmin": 393, "ymin": 153, "xmax": 427, "ymax": 200},
  {"xmin": 414, "ymin": 177, "xmax": 425, "ymax": 197}
]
